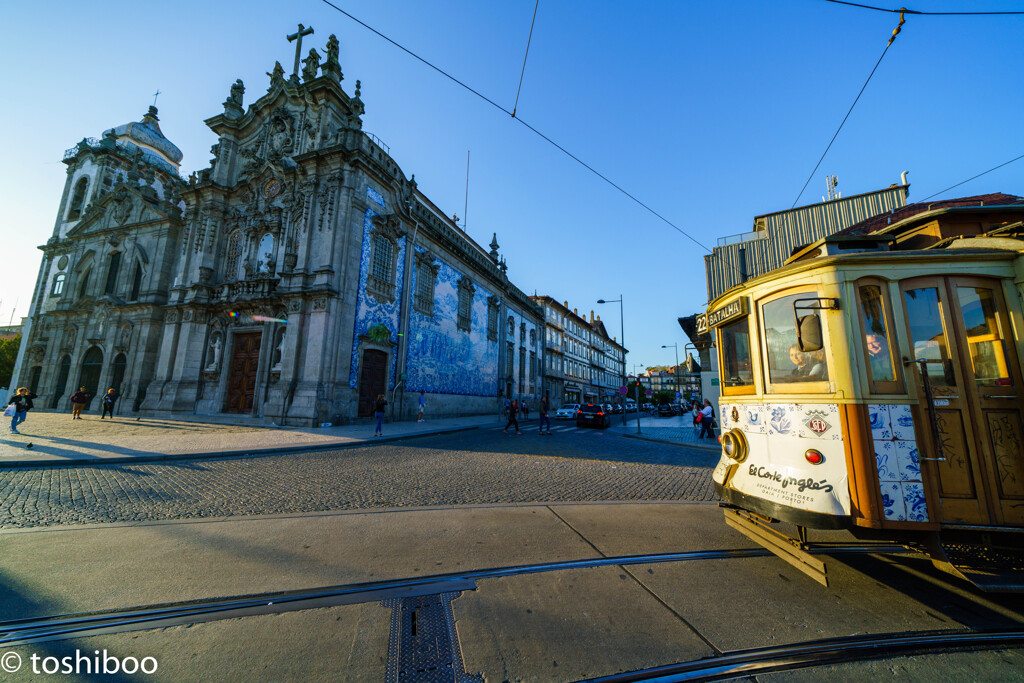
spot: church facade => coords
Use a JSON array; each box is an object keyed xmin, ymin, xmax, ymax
[{"xmin": 14, "ymin": 31, "xmax": 543, "ymax": 424}]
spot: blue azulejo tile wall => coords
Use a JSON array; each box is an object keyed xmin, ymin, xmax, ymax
[
  {"xmin": 349, "ymin": 187, "xmax": 406, "ymax": 390},
  {"xmin": 405, "ymin": 248, "xmax": 498, "ymax": 396}
]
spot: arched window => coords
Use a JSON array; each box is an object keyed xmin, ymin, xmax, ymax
[
  {"xmin": 78, "ymin": 269, "xmax": 92, "ymax": 299},
  {"xmin": 51, "ymin": 273, "xmax": 66, "ymax": 296},
  {"xmin": 111, "ymin": 353, "xmax": 127, "ymax": 393},
  {"xmin": 130, "ymin": 262, "xmax": 143, "ymax": 300},
  {"xmin": 104, "ymin": 252, "xmax": 122, "ymax": 295},
  {"xmin": 256, "ymin": 234, "xmax": 275, "ymax": 273},
  {"xmin": 67, "ymin": 177, "xmax": 89, "ymax": 221}
]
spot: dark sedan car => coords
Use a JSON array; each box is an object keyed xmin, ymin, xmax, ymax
[
  {"xmin": 576, "ymin": 404, "xmax": 611, "ymax": 429},
  {"xmin": 657, "ymin": 403, "xmax": 677, "ymax": 417}
]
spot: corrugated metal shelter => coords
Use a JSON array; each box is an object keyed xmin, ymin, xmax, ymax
[{"xmin": 704, "ymin": 184, "xmax": 909, "ymax": 301}]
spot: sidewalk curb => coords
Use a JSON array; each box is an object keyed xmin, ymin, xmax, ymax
[
  {"xmin": 0, "ymin": 424, "xmax": 484, "ymax": 470},
  {"xmin": 618, "ymin": 431, "xmax": 722, "ymax": 452}
]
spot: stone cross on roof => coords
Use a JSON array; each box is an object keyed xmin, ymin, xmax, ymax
[{"xmin": 287, "ymin": 24, "xmax": 315, "ymax": 78}]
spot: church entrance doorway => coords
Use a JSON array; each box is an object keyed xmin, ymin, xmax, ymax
[
  {"xmin": 225, "ymin": 332, "xmax": 261, "ymax": 413},
  {"xmin": 358, "ymin": 349, "xmax": 388, "ymax": 417},
  {"xmin": 78, "ymin": 347, "xmax": 103, "ymax": 409}
]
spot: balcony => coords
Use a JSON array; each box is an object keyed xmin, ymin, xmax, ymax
[{"xmin": 716, "ymin": 229, "xmax": 768, "ymax": 248}]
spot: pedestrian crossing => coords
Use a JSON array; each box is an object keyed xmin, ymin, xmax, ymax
[{"xmin": 487, "ymin": 423, "xmax": 604, "ymax": 434}]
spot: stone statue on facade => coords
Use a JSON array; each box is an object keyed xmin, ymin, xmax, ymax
[
  {"xmin": 322, "ymin": 35, "xmax": 342, "ymax": 81},
  {"xmin": 302, "ymin": 48, "xmax": 320, "ymax": 82},
  {"xmin": 267, "ymin": 61, "xmax": 286, "ymax": 90},
  {"xmin": 223, "ymin": 79, "xmax": 245, "ymax": 118},
  {"xmin": 205, "ymin": 334, "xmax": 222, "ymax": 371}
]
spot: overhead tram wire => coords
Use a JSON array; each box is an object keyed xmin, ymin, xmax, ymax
[
  {"xmin": 512, "ymin": 0, "xmax": 540, "ymax": 119},
  {"xmin": 917, "ymin": 151, "xmax": 1024, "ymax": 203},
  {"xmin": 318, "ymin": 0, "xmax": 713, "ymax": 254},
  {"xmin": 820, "ymin": 0, "xmax": 1024, "ymax": 16},
  {"xmin": 791, "ymin": 10, "xmax": 905, "ymax": 208}
]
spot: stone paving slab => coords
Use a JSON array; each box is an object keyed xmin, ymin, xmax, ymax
[{"xmin": 0, "ymin": 412, "xmax": 499, "ymax": 467}]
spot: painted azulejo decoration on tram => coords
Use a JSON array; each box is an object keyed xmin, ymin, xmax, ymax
[
  {"xmin": 767, "ymin": 404, "xmax": 794, "ymax": 436},
  {"xmin": 879, "ymin": 481, "xmax": 907, "ymax": 522},
  {"xmin": 868, "ymin": 404, "xmax": 892, "ymax": 441},
  {"xmin": 888, "ymin": 404, "xmax": 915, "ymax": 441},
  {"xmin": 348, "ymin": 191, "xmax": 407, "ymax": 391},
  {"xmin": 795, "ymin": 404, "xmax": 841, "ymax": 440},
  {"xmin": 874, "ymin": 440, "xmax": 897, "ymax": 481},
  {"xmin": 902, "ymin": 482, "xmax": 928, "ymax": 523},
  {"xmin": 894, "ymin": 440, "xmax": 922, "ymax": 481},
  {"xmin": 744, "ymin": 405, "xmax": 766, "ymax": 434}
]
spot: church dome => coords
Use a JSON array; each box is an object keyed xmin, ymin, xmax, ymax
[{"xmin": 104, "ymin": 106, "xmax": 183, "ymax": 168}]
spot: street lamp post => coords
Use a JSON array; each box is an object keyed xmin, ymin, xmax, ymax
[
  {"xmin": 597, "ymin": 297, "xmax": 627, "ymax": 426},
  {"xmin": 661, "ymin": 343, "xmax": 679, "ymax": 399}
]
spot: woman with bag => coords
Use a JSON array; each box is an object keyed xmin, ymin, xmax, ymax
[
  {"xmin": 374, "ymin": 394, "xmax": 387, "ymax": 437},
  {"xmin": 70, "ymin": 386, "xmax": 91, "ymax": 419},
  {"xmin": 7, "ymin": 387, "xmax": 37, "ymax": 434},
  {"xmin": 698, "ymin": 399, "xmax": 716, "ymax": 439}
]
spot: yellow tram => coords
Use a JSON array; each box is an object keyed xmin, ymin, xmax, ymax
[{"xmin": 703, "ymin": 222, "xmax": 1024, "ymax": 591}]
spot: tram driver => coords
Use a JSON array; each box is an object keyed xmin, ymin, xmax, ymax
[{"xmin": 788, "ymin": 344, "xmax": 827, "ymax": 380}]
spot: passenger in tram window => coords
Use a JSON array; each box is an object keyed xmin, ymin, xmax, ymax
[
  {"xmin": 788, "ymin": 345, "xmax": 827, "ymax": 381},
  {"xmin": 865, "ymin": 333, "xmax": 894, "ymax": 381}
]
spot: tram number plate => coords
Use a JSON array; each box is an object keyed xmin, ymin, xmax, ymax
[{"xmin": 933, "ymin": 399, "xmax": 950, "ymax": 406}]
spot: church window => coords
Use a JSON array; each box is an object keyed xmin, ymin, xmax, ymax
[
  {"xmin": 508, "ymin": 316, "xmax": 515, "ymax": 338},
  {"xmin": 51, "ymin": 273, "xmax": 66, "ymax": 296},
  {"xmin": 366, "ymin": 232, "xmax": 397, "ymax": 304},
  {"xmin": 67, "ymin": 177, "xmax": 89, "ymax": 221},
  {"xmin": 456, "ymin": 277, "xmax": 475, "ymax": 332},
  {"xmin": 506, "ymin": 342, "xmax": 514, "ymax": 377},
  {"xmin": 519, "ymin": 348, "xmax": 526, "ymax": 385},
  {"xmin": 487, "ymin": 297, "xmax": 499, "ymax": 341},
  {"xmin": 530, "ymin": 329, "xmax": 536, "ymax": 347},
  {"xmin": 130, "ymin": 262, "xmax": 143, "ymax": 300},
  {"xmin": 371, "ymin": 235, "xmax": 393, "ymax": 281},
  {"xmin": 104, "ymin": 252, "xmax": 122, "ymax": 295},
  {"xmin": 530, "ymin": 351, "xmax": 537, "ymax": 386},
  {"xmin": 413, "ymin": 252, "xmax": 438, "ymax": 317},
  {"xmin": 78, "ymin": 269, "xmax": 92, "ymax": 299},
  {"xmin": 225, "ymin": 230, "xmax": 241, "ymax": 281},
  {"xmin": 256, "ymin": 234, "xmax": 275, "ymax": 273}
]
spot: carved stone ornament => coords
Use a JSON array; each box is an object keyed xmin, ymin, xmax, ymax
[
  {"xmin": 312, "ymin": 296, "xmax": 328, "ymax": 311},
  {"xmin": 116, "ymin": 323, "xmax": 132, "ymax": 351},
  {"xmin": 287, "ymin": 299, "xmax": 303, "ymax": 313},
  {"xmin": 182, "ymin": 310, "xmax": 194, "ymax": 322},
  {"xmin": 165, "ymin": 310, "xmax": 178, "ymax": 324}
]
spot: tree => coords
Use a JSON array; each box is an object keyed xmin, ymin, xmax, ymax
[
  {"xmin": 0, "ymin": 334, "xmax": 21, "ymax": 389},
  {"xmin": 626, "ymin": 381, "xmax": 649, "ymax": 402},
  {"xmin": 652, "ymin": 390, "xmax": 676, "ymax": 405}
]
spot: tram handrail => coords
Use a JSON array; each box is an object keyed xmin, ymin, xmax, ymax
[{"xmin": 903, "ymin": 357, "xmax": 946, "ymax": 462}]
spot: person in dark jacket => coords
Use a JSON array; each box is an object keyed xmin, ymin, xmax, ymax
[
  {"xmin": 70, "ymin": 387, "xmax": 91, "ymax": 419},
  {"xmin": 538, "ymin": 395, "xmax": 552, "ymax": 435},
  {"xmin": 100, "ymin": 388, "xmax": 119, "ymax": 419},
  {"xmin": 374, "ymin": 394, "xmax": 387, "ymax": 437},
  {"xmin": 8, "ymin": 387, "xmax": 38, "ymax": 434},
  {"xmin": 503, "ymin": 398, "xmax": 521, "ymax": 435}
]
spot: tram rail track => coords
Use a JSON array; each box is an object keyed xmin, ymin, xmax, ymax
[
  {"xmin": 582, "ymin": 627, "xmax": 1024, "ymax": 682},
  {"xmin": 1, "ymin": 544, "xmax": 898, "ymax": 648}
]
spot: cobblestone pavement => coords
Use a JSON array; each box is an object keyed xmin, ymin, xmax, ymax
[{"xmin": 0, "ymin": 427, "xmax": 718, "ymax": 528}]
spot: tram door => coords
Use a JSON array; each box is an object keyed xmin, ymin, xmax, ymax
[{"xmin": 901, "ymin": 276, "xmax": 1024, "ymax": 526}]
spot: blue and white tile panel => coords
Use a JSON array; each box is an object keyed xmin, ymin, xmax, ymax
[
  {"xmin": 869, "ymin": 404, "xmax": 927, "ymax": 523},
  {"xmin": 349, "ymin": 187, "xmax": 406, "ymax": 390},
  {"xmin": 405, "ymin": 246, "xmax": 499, "ymax": 396},
  {"xmin": 717, "ymin": 402, "xmax": 851, "ymax": 517}
]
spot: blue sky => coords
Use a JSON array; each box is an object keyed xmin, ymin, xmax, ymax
[{"xmin": 2, "ymin": 1, "xmax": 1022, "ymax": 376}]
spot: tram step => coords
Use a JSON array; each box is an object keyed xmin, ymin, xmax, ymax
[{"xmin": 933, "ymin": 543, "xmax": 1024, "ymax": 594}]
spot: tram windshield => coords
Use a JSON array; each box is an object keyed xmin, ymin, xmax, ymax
[
  {"xmin": 858, "ymin": 284, "xmax": 896, "ymax": 383},
  {"xmin": 720, "ymin": 317, "xmax": 754, "ymax": 388},
  {"xmin": 904, "ymin": 286, "xmax": 956, "ymax": 386},
  {"xmin": 762, "ymin": 293, "xmax": 830, "ymax": 383}
]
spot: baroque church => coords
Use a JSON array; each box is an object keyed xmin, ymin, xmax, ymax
[{"xmin": 15, "ymin": 29, "xmax": 544, "ymax": 424}]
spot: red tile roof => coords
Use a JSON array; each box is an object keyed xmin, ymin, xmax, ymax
[{"xmin": 839, "ymin": 193, "xmax": 1024, "ymax": 236}]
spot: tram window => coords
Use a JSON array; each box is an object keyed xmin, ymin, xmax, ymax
[
  {"xmin": 957, "ymin": 286, "xmax": 1011, "ymax": 386},
  {"xmin": 762, "ymin": 293, "xmax": 829, "ymax": 384},
  {"xmin": 719, "ymin": 318, "xmax": 754, "ymax": 389},
  {"xmin": 858, "ymin": 284, "xmax": 896, "ymax": 384},
  {"xmin": 903, "ymin": 287, "xmax": 955, "ymax": 386}
]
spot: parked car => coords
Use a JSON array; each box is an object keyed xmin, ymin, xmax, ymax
[
  {"xmin": 611, "ymin": 404, "xmax": 624, "ymax": 414},
  {"xmin": 555, "ymin": 403, "xmax": 580, "ymax": 420},
  {"xmin": 625, "ymin": 402, "xmax": 638, "ymax": 413},
  {"xmin": 657, "ymin": 403, "xmax": 677, "ymax": 417},
  {"xmin": 576, "ymin": 403, "xmax": 611, "ymax": 429},
  {"xmin": 603, "ymin": 404, "xmax": 615, "ymax": 415}
]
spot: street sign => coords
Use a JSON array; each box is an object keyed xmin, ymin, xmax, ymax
[
  {"xmin": 711, "ymin": 378, "xmax": 720, "ymax": 386},
  {"xmin": 619, "ymin": 386, "xmax": 627, "ymax": 395},
  {"xmin": 645, "ymin": 389, "xmax": 652, "ymax": 397},
  {"xmin": 675, "ymin": 391, "xmax": 682, "ymax": 399}
]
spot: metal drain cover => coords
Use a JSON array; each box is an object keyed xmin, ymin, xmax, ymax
[{"xmin": 382, "ymin": 592, "xmax": 482, "ymax": 683}]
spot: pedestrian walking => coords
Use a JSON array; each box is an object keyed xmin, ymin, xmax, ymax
[
  {"xmin": 417, "ymin": 391, "xmax": 425, "ymax": 423},
  {"xmin": 70, "ymin": 386, "xmax": 91, "ymax": 420},
  {"xmin": 503, "ymin": 397, "xmax": 510, "ymax": 420},
  {"xmin": 7, "ymin": 387, "xmax": 37, "ymax": 434},
  {"xmin": 539, "ymin": 394, "xmax": 552, "ymax": 435},
  {"xmin": 374, "ymin": 393, "xmax": 387, "ymax": 437},
  {"xmin": 503, "ymin": 398, "xmax": 521, "ymax": 435},
  {"xmin": 100, "ymin": 388, "xmax": 119, "ymax": 419},
  {"xmin": 699, "ymin": 399, "xmax": 716, "ymax": 439},
  {"xmin": 522, "ymin": 400, "xmax": 529, "ymax": 420}
]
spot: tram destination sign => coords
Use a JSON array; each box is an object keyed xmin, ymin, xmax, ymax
[{"xmin": 701, "ymin": 297, "xmax": 748, "ymax": 331}]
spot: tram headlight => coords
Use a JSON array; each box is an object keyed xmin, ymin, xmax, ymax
[{"xmin": 721, "ymin": 429, "xmax": 749, "ymax": 463}]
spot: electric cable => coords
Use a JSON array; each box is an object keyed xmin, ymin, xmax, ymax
[
  {"xmin": 512, "ymin": 0, "xmax": 540, "ymax": 118},
  {"xmin": 791, "ymin": 10, "xmax": 904, "ymax": 207},
  {"xmin": 917, "ymin": 152, "xmax": 1024, "ymax": 203},
  {"xmin": 319, "ymin": 0, "xmax": 713, "ymax": 252},
  {"xmin": 821, "ymin": 0, "xmax": 1024, "ymax": 16}
]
